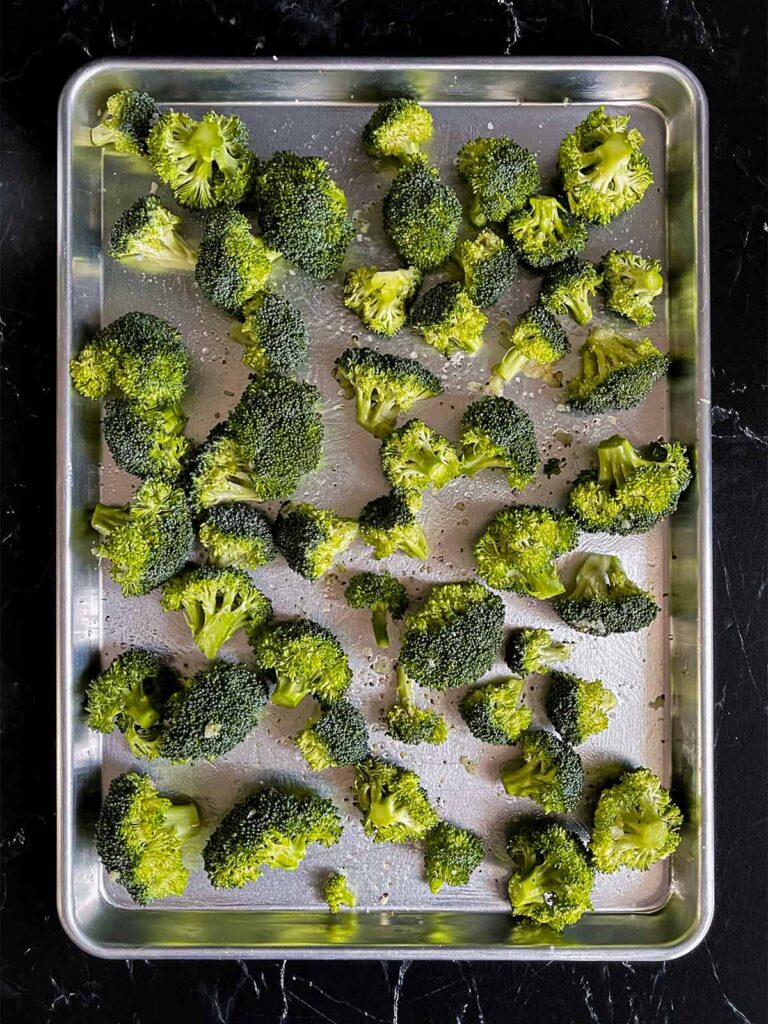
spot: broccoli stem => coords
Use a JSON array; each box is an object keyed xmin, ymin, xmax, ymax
[
  {"xmin": 262, "ymin": 837, "xmax": 308, "ymax": 870},
  {"xmin": 194, "ymin": 611, "xmax": 248, "ymax": 660},
  {"xmin": 91, "ymin": 124, "xmax": 120, "ymax": 148},
  {"xmin": 490, "ymin": 347, "xmax": 529, "ymax": 386},
  {"xmin": 129, "ymin": 233, "xmax": 197, "ymax": 272},
  {"xmin": 596, "ymin": 436, "xmax": 645, "ymax": 488},
  {"xmin": 368, "ymin": 793, "xmax": 417, "ymax": 831},
  {"xmin": 621, "ymin": 267, "xmax": 664, "ymax": 299},
  {"xmin": 399, "ymin": 528, "xmax": 429, "ymax": 560},
  {"xmin": 126, "ymin": 686, "xmax": 161, "ymax": 731},
  {"xmin": 468, "ymin": 195, "xmax": 488, "ymax": 228},
  {"xmin": 501, "ymin": 758, "xmax": 555, "ymax": 799},
  {"xmin": 272, "ymin": 674, "xmax": 311, "ymax": 709},
  {"xmin": 371, "ymin": 607, "xmax": 391, "ymax": 648},
  {"xmin": 460, "ymin": 448, "xmax": 509, "ymax": 476},
  {"xmin": 565, "ymin": 292, "xmax": 592, "ymax": 327},
  {"xmin": 359, "ymin": 395, "xmax": 399, "ymax": 439},
  {"xmin": 395, "ymin": 665, "xmax": 414, "ymax": 708},
  {"xmin": 579, "ymin": 133, "xmax": 633, "ymax": 191},
  {"xmin": 163, "ymin": 802, "xmax": 200, "ymax": 840},
  {"xmin": 612, "ymin": 818, "xmax": 669, "ymax": 853},
  {"xmin": 525, "ymin": 567, "xmax": 566, "ymax": 600},
  {"xmin": 200, "ymin": 473, "xmax": 264, "ymax": 506},
  {"xmin": 91, "ymin": 503, "xmax": 131, "ymax": 536},
  {"xmin": 511, "ymin": 861, "xmax": 558, "ymax": 910}
]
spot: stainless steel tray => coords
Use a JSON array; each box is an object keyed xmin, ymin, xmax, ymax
[{"xmin": 57, "ymin": 57, "xmax": 712, "ymax": 960}]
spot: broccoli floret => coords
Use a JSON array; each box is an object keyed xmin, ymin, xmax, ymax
[
  {"xmin": 91, "ymin": 478, "xmax": 194, "ymax": 597},
  {"xmin": 103, "ymin": 399, "xmax": 190, "ymax": 481},
  {"xmin": 555, "ymin": 553, "xmax": 660, "ymax": 635},
  {"xmin": 382, "ymin": 160, "xmax": 462, "ymax": 270},
  {"xmin": 323, "ymin": 871, "xmax": 356, "ymax": 913},
  {"xmin": 487, "ymin": 305, "xmax": 569, "ymax": 393},
  {"xmin": 362, "ymin": 98, "xmax": 433, "ymax": 162},
  {"xmin": 458, "ymin": 396, "xmax": 540, "ymax": 490},
  {"xmin": 568, "ymin": 434, "xmax": 692, "ymax": 535},
  {"xmin": 345, "ymin": 571, "xmax": 409, "ymax": 649},
  {"xmin": 380, "ymin": 419, "xmax": 460, "ymax": 497},
  {"xmin": 456, "ymin": 136, "xmax": 540, "ymax": 227},
  {"xmin": 591, "ymin": 767, "xmax": 683, "ymax": 873},
  {"xmin": 452, "ymin": 230, "xmax": 518, "ymax": 308},
  {"xmin": 500, "ymin": 729, "xmax": 585, "ymax": 813},
  {"xmin": 424, "ymin": 821, "xmax": 484, "ymax": 893},
  {"xmin": 473, "ymin": 504, "xmax": 578, "ymax": 598},
  {"xmin": 249, "ymin": 619, "xmax": 352, "ymax": 709},
  {"xmin": 387, "ymin": 667, "xmax": 448, "ymax": 745},
  {"xmin": 198, "ymin": 503, "xmax": 276, "ymax": 570},
  {"xmin": 353, "ymin": 758, "xmax": 439, "ymax": 844},
  {"xmin": 95, "ymin": 772, "xmax": 199, "ymax": 905},
  {"xmin": 567, "ymin": 328, "xmax": 669, "ymax": 414},
  {"xmin": 295, "ymin": 698, "xmax": 370, "ymax": 770},
  {"xmin": 343, "ymin": 265, "xmax": 422, "ymax": 337},
  {"xmin": 600, "ymin": 250, "xmax": 664, "ymax": 326},
  {"xmin": 230, "ymin": 293, "xmax": 309, "ymax": 374},
  {"xmin": 253, "ymin": 151, "xmax": 354, "ymax": 278},
  {"xmin": 195, "ymin": 207, "xmax": 279, "ymax": 317},
  {"xmin": 559, "ymin": 107, "xmax": 653, "ymax": 225},
  {"xmin": 507, "ymin": 196, "xmax": 588, "ymax": 269},
  {"xmin": 546, "ymin": 670, "xmax": 617, "ymax": 746},
  {"xmin": 409, "ymin": 282, "xmax": 487, "ymax": 357},
  {"xmin": 540, "ymin": 257, "xmax": 602, "ymax": 326},
  {"xmin": 186, "ymin": 425, "xmax": 281, "ymax": 512},
  {"xmin": 458, "ymin": 676, "xmax": 532, "ymax": 745},
  {"xmin": 147, "ymin": 110, "xmax": 255, "ymax": 209},
  {"xmin": 90, "ymin": 90, "xmax": 157, "ymax": 155},
  {"xmin": 398, "ymin": 581, "xmax": 505, "ymax": 691},
  {"xmin": 505, "ymin": 628, "xmax": 573, "ymax": 676},
  {"xmin": 204, "ymin": 786, "xmax": 343, "ymax": 889},
  {"xmin": 108, "ymin": 195, "xmax": 196, "ymax": 272},
  {"xmin": 506, "ymin": 820, "xmax": 594, "ymax": 931},
  {"xmin": 359, "ymin": 490, "xmax": 429, "ymax": 560},
  {"xmin": 273, "ymin": 502, "xmax": 358, "ymax": 581},
  {"xmin": 161, "ymin": 566, "xmax": 272, "ymax": 659}
]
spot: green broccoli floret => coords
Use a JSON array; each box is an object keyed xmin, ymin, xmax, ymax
[
  {"xmin": 600, "ymin": 249, "xmax": 664, "ymax": 326},
  {"xmin": 456, "ymin": 136, "xmax": 540, "ymax": 227},
  {"xmin": 353, "ymin": 758, "xmax": 439, "ymax": 844},
  {"xmin": 452, "ymin": 230, "xmax": 518, "ymax": 308},
  {"xmin": 424, "ymin": 821, "xmax": 484, "ymax": 893},
  {"xmin": 186, "ymin": 425, "xmax": 283, "ymax": 512},
  {"xmin": 387, "ymin": 667, "xmax": 448, "ymax": 745},
  {"xmin": 567, "ymin": 328, "xmax": 669, "ymax": 414},
  {"xmin": 568, "ymin": 434, "xmax": 692, "ymax": 535},
  {"xmin": 253, "ymin": 151, "xmax": 354, "ymax": 278},
  {"xmin": 458, "ymin": 676, "xmax": 532, "ymax": 745},
  {"xmin": 487, "ymin": 305, "xmax": 569, "ymax": 393},
  {"xmin": 500, "ymin": 729, "xmax": 585, "ymax": 813},
  {"xmin": 591, "ymin": 767, "xmax": 683, "ymax": 873},
  {"xmin": 506, "ymin": 820, "xmax": 594, "ymax": 931},
  {"xmin": 383, "ymin": 159, "xmax": 462, "ymax": 270},
  {"xmin": 323, "ymin": 871, "xmax": 356, "ymax": 913},
  {"xmin": 399, "ymin": 581, "xmax": 505, "ymax": 691},
  {"xmin": 230, "ymin": 292, "xmax": 309, "ymax": 374},
  {"xmin": 546, "ymin": 670, "xmax": 617, "ymax": 746},
  {"xmin": 249, "ymin": 619, "xmax": 352, "ymax": 708},
  {"xmin": 362, "ymin": 98, "xmax": 433, "ymax": 162},
  {"xmin": 359, "ymin": 490, "xmax": 429, "ymax": 560},
  {"xmin": 380, "ymin": 419, "xmax": 460, "ymax": 497},
  {"xmin": 540, "ymin": 257, "xmax": 602, "ymax": 326},
  {"xmin": 333, "ymin": 347, "xmax": 443, "ymax": 439},
  {"xmin": 559, "ymin": 107, "xmax": 653, "ymax": 225},
  {"xmin": 204, "ymin": 786, "xmax": 343, "ymax": 889},
  {"xmin": 91, "ymin": 478, "xmax": 194, "ymax": 597},
  {"xmin": 555, "ymin": 553, "xmax": 660, "ymax": 635},
  {"xmin": 505, "ymin": 628, "xmax": 573, "ymax": 676},
  {"xmin": 409, "ymin": 282, "xmax": 488, "ymax": 357},
  {"xmin": 345, "ymin": 571, "xmax": 409, "ymax": 649},
  {"xmin": 198, "ymin": 503, "xmax": 276, "ymax": 570},
  {"xmin": 458, "ymin": 396, "xmax": 540, "ymax": 490},
  {"xmin": 147, "ymin": 110, "xmax": 255, "ymax": 209},
  {"xmin": 195, "ymin": 207, "xmax": 279, "ymax": 317},
  {"xmin": 473, "ymin": 504, "xmax": 578, "ymax": 598},
  {"xmin": 161, "ymin": 566, "xmax": 272, "ymax": 659},
  {"xmin": 343, "ymin": 265, "xmax": 422, "ymax": 337},
  {"xmin": 507, "ymin": 195, "xmax": 588, "ymax": 269},
  {"xmin": 103, "ymin": 399, "xmax": 190, "ymax": 481},
  {"xmin": 273, "ymin": 502, "xmax": 358, "ymax": 581},
  {"xmin": 108, "ymin": 195, "xmax": 196, "ymax": 272},
  {"xmin": 90, "ymin": 90, "xmax": 157, "ymax": 155},
  {"xmin": 295, "ymin": 698, "xmax": 370, "ymax": 770}
]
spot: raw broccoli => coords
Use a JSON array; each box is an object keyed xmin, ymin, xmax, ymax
[
  {"xmin": 546, "ymin": 670, "xmax": 617, "ymax": 746},
  {"xmin": 555, "ymin": 553, "xmax": 660, "ymax": 635},
  {"xmin": 204, "ymin": 786, "xmax": 343, "ymax": 889},
  {"xmin": 452, "ymin": 230, "xmax": 518, "ymax": 308},
  {"xmin": 295, "ymin": 698, "xmax": 370, "ymax": 770},
  {"xmin": 500, "ymin": 729, "xmax": 585, "ymax": 813},
  {"xmin": 90, "ymin": 90, "xmax": 157, "ymax": 155},
  {"xmin": 230, "ymin": 293, "xmax": 309, "ymax": 374},
  {"xmin": 398, "ymin": 581, "xmax": 505, "ymax": 691},
  {"xmin": 333, "ymin": 347, "xmax": 443, "ymax": 439},
  {"xmin": 487, "ymin": 305, "xmax": 569, "ymax": 393},
  {"xmin": 409, "ymin": 281, "xmax": 487, "ymax": 357},
  {"xmin": 458, "ymin": 676, "xmax": 532, "ymax": 745},
  {"xmin": 91, "ymin": 478, "xmax": 194, "ymax": 597},
  {"xmin": 103, "ymin": 398, "xmax": 191, "ymax": 481},
  {"xmin": 380, "ymin": 419, "xmax": 460, "ymax": 496},
  {"xmin": 540, "ymin": 257, "xmax": 602, "ymax": 326},
  {"xmin": 473, "ymin": 504, "xmax": 578, "ymax": 599},
  {"xmin": 253, "ymin": 151, "xmax": 354, "ymax": 278},
  {"xmin": 147, "ymin": 110, "xmax": 255, "ymax": 209},
  {"xmin": 387, "ymin": 667, "xmax": 448, "ymax": 745},
  {"xmin": 345, "ymin": 571, "xmax": 409, "ymax": 649},
  {"xmin": 458, "ymin": 396, "xmax": 540, "ymax": 490},
  {"xmin": 195, "ymin": 207, "xmax": 279, "ymax": 317},
  {"xmin": 108, "ymin": 195, "xmax": 196, "ymax": 272},
  {"xmin": 273, "ymin": 502, "xmax": 358, "ymax": 581},
  {"xmin": 362, "ymin": 98, "xmax": 433, "ymax": 162},
  {"xmin": 343, "ymin": 265, "xmax": 422, "ymax": 337},
  {"xmin": 249, "ymin": 619, "xmax": 352, "ymax": 708},
  {"xmin": 359, "ymin": 490, "xmax": 429, "ymax": 560},
  {"xmin": 161, "ymin": 566, "xmax": 272, "ymax": 659},
  {"xmin": 591, "ymin": 767, "xmax": 683, "ymax": 873},
  {"xmin": 505, "ymin": 627, "xmax": 573, "ymax": 676},
  {"xmin": 559, "ymin": 106, "xmax": 653, "ymax": 225},
  {"xmin": 323, "ymin": 872, "xmax": 356, "ymax": 913},
  {"xmin": 600, "ymin": 249, "xmax": 664, "ymax": 326},
  {"xmin": 185, "ymin": 425, "xmax": 278, "ymax": 511},
  {"xmin": 568, "ymin": 434, "xmax": 692, "ymax": 535},
  {"xmin": 424, "ymin": 821, "xmax": 484, "ymax": 893},
  {"xmin": 506, "ymin": 820, "xmax": 594, "ymax": 931},
  {"xmin": 198, "ymin": 503, "xmax": 277, "ymax": 570},
  {"xmin": 567, "ymin": 328, "xmax": 669, "ymax": 413},
  {"xmin": 456, "ymin": 136, "xmax": 540, "ymax": 227},
  {"xmin": 382, "ymin": 159, "xmax": 462, "ymax": 270},
  {"xmin": 507, "ymin": 195, "xmax": 588, "ymax": 269},
  {"xmin": 353, "ymin": 758, "xmax": 439, "ymax": 844}
]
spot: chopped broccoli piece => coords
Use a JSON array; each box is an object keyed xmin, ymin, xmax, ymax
[
  {"xmin": 567, "ymin": 328, "xmax": 669, "ymax": 414},
  {"xmin": 487, "ymin": 305, "xmax": 569, "ymax": 393},
  {"xmin": 359, "ymin": 490, "xmax": 429, "ymax": 560},
  {"xmin": 409, "ymin": 281, "xmax": 488, "ymax": 357},
  {"xmin": 273, "ymin": 502, "xmax": 358, "ymax": 581},
  {"xmin": 380, "ymin": 419, "xmax": 460, "ymax": 497},
  {"xmin": 540, "ymin": 257, "xmax": 602, "ymax": 326},
  {"xmin": 424, "ymin": 821, "xmax": 484, "ymax": 893},
  {"xmin": 505, "ymin": 627, "xmax": 573, "ymax": 676},
  {"xmin": 323, "ymin": 871, "xmax": 356, "ymax": 913},
  {"xmin": 500, "ymin": 729, "xmax": 585, "ymax": 813},
  {"xmin": 600, "ymin": 249, "xmax": 664, "ymax": 326},
  {"xmin": 555, "ymin": 553, "xmax": 660, "ymax": 635},
  {"xmin": 458, "ymin": 396, "xmax": 540, "ymax": 490},
  {"xmin": 362, "ymin": 98, "xmax": 433, "ymax": 162},
  {"xmin": 507, "ymin": 195, "xmax": 588, "ymax": 270},
  {"xmin": 249, "ymin": 619, "xmax": 352, "ymax": 709},
  {"xmin": 387, "ymin": 666, "xmax": 448, "ymax": 745},
  {"xmin": 108, "ymin": 195, "xmax": 196, "ymax": 273},
  {"xmin": 452, "ymin": 230, "xmax": 518, "ymax": 308},
  {"xmin": 383, "ymin": 159, "xmax": 462, "ymax": 270},
  {"xmin": 353, "ymin": 758, "xmax": 439, "ymax": 844},
  {"xmin": 343, "ymin": 265, "xmax": 422, "ymax": 337},
  {"xmin": 90, "ymin": 90, "xmax": 157, "ymax": 155},
  {"xmin": 230, "ymin": 292, "xmax": 309, "ymax": 374},
  {"xmin": 195, "ymin": 207, "xmax": 279, "ymax": 317},
  {"xmin": 295, "ymin": 698, "xmax": 370, "ymax": 770},
  {"xmin": 456, "ymin": 136, "xmax": 540, "ymax": 227},
  {"xmin": 546, "ymin": 670, "xmax": 617, "ymax": 746},
  {"xmin": 345, "ymin": 571, "xmax": 409, "ymax": 649},
  {"xmin": 459, "ymin": 676, "xmax": 531, "ymax": 745},
  {"xmin": 103, "ymin": 398, "xmax": 190, "ymax": 481},
  {"xmin": 186, "ymin": 425, "xmax": 282, "ymax": 511},
  {"xmin": 198, "ymin": 502, "xmax": 276, "ymax": 570}
]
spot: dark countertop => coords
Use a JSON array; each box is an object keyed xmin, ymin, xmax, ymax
[{"xmin": 2, "ymin": 2, "xmax": 767, "ymax": 1022}]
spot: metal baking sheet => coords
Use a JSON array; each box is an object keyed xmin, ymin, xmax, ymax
[{"xmin": 57, "ymin": 58, "xmax": 712, "ymax": 959}]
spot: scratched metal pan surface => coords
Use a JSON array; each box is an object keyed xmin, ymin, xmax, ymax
[{"xmin": 57, "ymin": 58, "xmax": 712, "ymax": 960}]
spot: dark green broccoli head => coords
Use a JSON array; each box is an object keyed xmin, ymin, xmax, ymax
[
  {"xmin": 545, "ymin": 670, "xmax": 617, "ymax": 746},
  {"xmin": 540, "ymin": 257, "xmax": 602, "ymax": 326},
  {"xmin": 500, "ymin": 729, "xmax": 586, "ymax": 813},
  {"xmin": 567, "ymin": 328, "xmax": 669, "ymax": 414},
  {"xmin": 108, "ymin": 195, "xmax": 196, "ymax": 273},
  {"xmin": 273, "ymin": 502, "xmax": 358, "ymax": 581},
  {"xmin": 359, "ymin": 490, "xmax": 429, "ymax": 561},
  {"xmin": 353, "ymin": 758, "xmax": 439, "ymax": 844},
  {"xmin": 600, "ymin": 249, "xmax": 664, "ymax": 326},
  {"xmin": 453, "ymin": 230, "xmax": 518, "ymax": 308},
  {"xmin": 185, "ymin": 425, "xmax": 285, "ymax": 512},
  {"xmin": 457, "ymin": 136, "xmax": 540, "ymax": 227},
  {"xmin": 383, "ymin": 160, "xmax": 462, "ymax": 270},
  {"xmin": 458, "ymin": 396, "xmax": 540, "ymax": 490},
  {"xmin": 295, "ymin": 698, "xmax": 370, "ymax": 770},
  {"xmin": 231, "ymin": 292, "xmax": 309, "ymax": 374},
  {"xmin": 458, "ymin": 676, "xmax": 531, "ymax": 745},
  {"xmin": 409, "ymin": 281, "xmax": 487, "ymax": 357},
  {"xmin": 424, "ymin": 821, "xmax": 484, "ymax": 893},
  {"xmin": 249, "ymin": 618, "xmax": 352, "ymax": 708},
  {"xmin": 507, "ymin": 195, "xmax": 588, "ymax": 269},
  {"xmin": 195, "ymin": 207, "xmax": 278, "ymax": 317},
  {"xmin": 505, "ymin": 627, "xmax": 573, "ymax": 676},
  {"xmin": 345, "ymin": 571, "xmax": 409, "ymax": 649},
  {"xmin": 555, "ymin": 553, "xmax": 660, "ymax": 635},
  {"xmin": 323, "ymin": 872, "xmax": 356, "ymax": 913},
  {"xmin": 343, "ymin": 265, "xmax": 422, "ymax": 337},
  {"xmin": 91, "ymin": 90, "xmax": 157, "ymax": 155},
  {"xmin": 387, "ymin": 666, "xmax": 448, "ymax": 745},
  {"xmin": 380, "ymin": 419, "xmax": 460, "ymax": 497},
  {"xmin": 488, "ymin": 304, "xmax": 569, "ymax": 392},
  {"xmin": 198, "ymin": 502, "xmax": 276, "ymax": 570},
  {"xmin": 103, "ymin": 399, "xmax": 190, "ymax": 481},
  {"xmin": 362, "ymin": 98, "xmax": 434, "ymax": 162}
]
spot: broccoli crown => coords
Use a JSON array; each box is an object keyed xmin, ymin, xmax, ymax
[
  {"xmin": 506, "ymin": 820, "xmax": 594, "ymax": 931},
  {"xmin": 559, "ymin": 107, "xmax": 654, "ymax": 225},
  {"xmin": 359, "ymin": 490, "xmax": 429, "ymax": 561},
  {"xmin": 195, "ymin": 207, "xmax": 278, "ymax": 317},
  {"xmin": 103, "ymin": 398, "xmax": 190, "ymax": 481},
  {"xmin": 452, "ymin": 230, "xmax": 518, "ymax": 308},
  {"xmin": 203, "ymin": 786, "xmax": 343, "ymax": 889},
  {"xmin": 95, "ymin": 772, "xmax": 199, "ymax": 905},
  {"xmin": 488, "ymin": 304, "xmax": 569, "ymax": 390},
  {"xmin": 568, "ymin": 434, "xmax": 692, "ymax": 535},
  {"xmin": 399, "ymin": 581, "xmax": 505, "ymax": 691},
  {"xmin": 362, "ymin": 98, "xmax": 434, "ymax": 162},
  {"xmin": 408, "ymin": 281, "xmax": 488, "ymax": 357},
  {"xmin": 273, "ymin": 502, "xmax": 358, "ymax": 581},
  {"xmin": 473, "ymin": 504, "xmax": 578, "ymax": 599},
  {"xmin": 424, "ymin": 821, "xmax": 485, "ymax": 893},
  {"xmin": 540, "ymin": 257, "xmax": 602, "ymax": 326},
  {"xmin": 295, "ymin": 698, "xmax": 370, "ymax": 770},
  {"xmin": 382, "ymin": 160, "xmax": 462, "ymax": 270},
  {"xmin": 505, "ymin": 627, "xmax": 573, "ymax": 676},
  {"xmin": 600, "ymin": 249, "xmax": 664, "ymax": 326},
  {"xmin": 185, "ymin": 426, "xmax": 285, "ymax": 511},
  {"xmin": 253, "ymin": 151, "xmax": 354, "ymax": 278},
  {"xmin": 161, "ymin": 565, "xmax": 273, "ymax": 660},
  {"xmin": 343, "ymin": 265, "xmax": 423, "ymax": 337},
  {"xmin": 387, "ymin": 666, "xmax": 448, "ymax": 745},
  {"xmin": 323, "ymin": 871, "xmax": 356, "ymax": 913},
  {"xmin": 456, "ymin": 136, "xmax": 540, "ymax": 227},
  {"xmin": 557, "ymin": 553, "xmax": 660, "ymax": 636},
  {"xmin": 380, "ymin": 419, "xmax": 461, "ymax": 496},
  {"xmin": 567, "ymin": 328, "xmax": 669, "ymax": 414},
  {"xmin": 108, "ymin": 195, "xmax": 196, "ymax": 272},
  {"xmin": 334, "ymin": 346, "xmax": 442, "ymax": 439},
  {"xmin": 91, "ymin": 478, "xmax": 194, "ymax": 597},
  {"xmin": 198, "ymin": 502, "xmax": 276, "ymax": 570},
  {"xmin": 353, "ymin": 758, "xmax": 439, "ymax": 843},
  {"xmin": 507, "ymin": 195, "xmax": 588, "ymax": 270},
  {"xmin": 458, "ymin": 396, "xmax": 540, "ymax": 490},
  {"xmin": 591, "ymin": 767, "xmax": 683, "ymax": 873},
  {"xmin": 500, "ymin": 729, "xmax": 586, "ymax": 813},
  {"xmin": 458, "ymin": 675, "xmax": 532, "ymax": 745},
  {"xmin": 345, "ymin": 571, "xmax": 409, "ymax": 649},
  {"xmin": 546, "ymin": 670, "xmax": 617, "ymax": 746},
  {"xmin": 231, "ymin": 292, "xmax": 309, "ymax": 374},
  {"xmin": 249, "ymin": 618, "xmax": 352, "ymax": 708},
  {"xmin": 147, "ymin": 110, "xmax": 254, "ymax": 209},
  {"xmin": 91, "ymin": 90, "xmax": 157, "ymax": 155},
  {"xmin": 70, "ymin": 312, "xmax": 190, "ymax": 407}
]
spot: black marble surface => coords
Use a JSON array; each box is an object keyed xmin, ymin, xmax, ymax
[{"xmin": 2, "ymin": 1, "xmax": 767, "ymax": 1021}]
